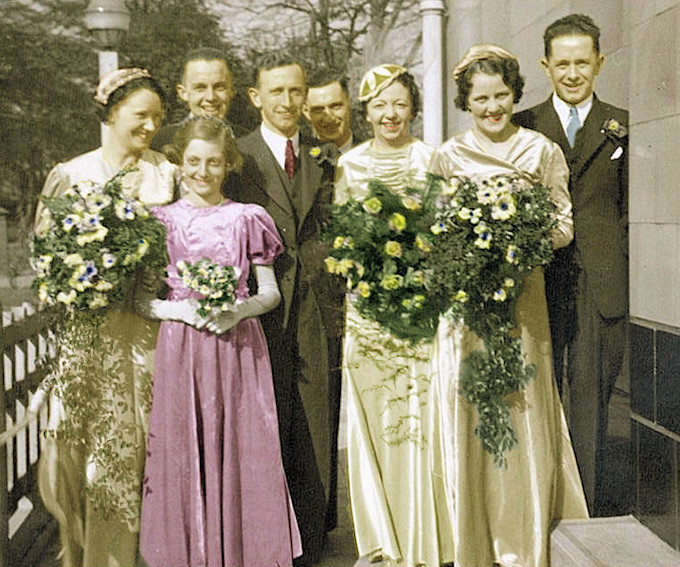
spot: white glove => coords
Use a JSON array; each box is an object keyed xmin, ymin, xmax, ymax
[
  {"xmin": 205, "ymin": 264, "xmax": 280, "ymax": 335},
  {"xmin": 136, "ymin": 293, "xmax": 206, "ymax": 328}
]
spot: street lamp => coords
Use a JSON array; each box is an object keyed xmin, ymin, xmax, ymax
[{"xmin": 84, "ymin": 0, "xmax": 131, "ymax": 140}]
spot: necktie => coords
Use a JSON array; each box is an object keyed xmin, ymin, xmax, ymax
[
  {"xmin": 566, "ymin": 106, "xmax": 581, "ymax": 147},
  {"xmin": 284, "ymin": 139, "xmax": 296, "ymax": 181}
]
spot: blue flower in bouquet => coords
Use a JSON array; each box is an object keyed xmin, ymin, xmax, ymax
[{"xmin": 31, "ymin": 169, "xmax": 169, "ymax": 312}]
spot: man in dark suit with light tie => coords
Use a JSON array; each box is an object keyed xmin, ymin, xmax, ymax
[
  {"xmin": 514, "ymin": 13, "xmax": 628, "ymax": 516},
  {"xmin": 228, "ymin": 54, "xmax": 338, "ymax": 566}
]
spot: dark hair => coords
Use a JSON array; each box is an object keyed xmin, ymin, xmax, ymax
[
  {"xmin": 544, "ymin": 13, "xmax": 601, "ymax": 57},
  {"xmin": 180, "ymin": 47, "xmax": 233, "ymax": 83},
  {"xmin": 252, "ymin": 53, "xmax": 307, "ymax": 87},
  {"xmin": 307, "ymin": 69, "xmax": 349, "ymax": 93},
  {"xmin": 360, "ymin": 71, "xmax": 421, "ymax": 119},
  {"xmin": 168, "ymin": 117, "xmax": 243, "ymax": 174},
  {"xmin": 96, "ymin": 76, "xmax": 165, "ymax": 123},
  {"xmin": 454, "ymin": 58, "xmax": 524, "ymax": 111}
]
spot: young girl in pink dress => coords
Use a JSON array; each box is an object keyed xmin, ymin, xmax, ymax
[{"xmin": 137, "ymin": 117, "xmax": 301, "ymax": 567}]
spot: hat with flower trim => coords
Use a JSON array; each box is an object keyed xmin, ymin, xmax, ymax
[
  {"xmin": 358, "ymin": 64, "xmax": 408, "ymax": 102},
  {"xmin": 94, "ymin": 67, "xmax": 152, "ymax": 105}
]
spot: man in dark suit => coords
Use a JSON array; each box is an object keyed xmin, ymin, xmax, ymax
[
  {"xmin": 229, "ymin": 54, "xmax": 338, "ymax": 566},
  {"xmin": 151, "ymin": 47, "xmax": 243, "ymax": 151},
  {"xmin": 515, "ymin": 13, "xmax": 628, "ymax": 515}
]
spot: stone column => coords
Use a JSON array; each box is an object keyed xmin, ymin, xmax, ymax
[{"xmin": 420, "ymin": 0, "xmax": 447, "ymax": 146}]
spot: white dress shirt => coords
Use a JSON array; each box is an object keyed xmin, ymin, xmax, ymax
[
  {"xmin": 551, "ymin": 93, "xmax": 593, "ymax": 139},
  {"xmin": 260, "ymin": 123, "xmax": 300, "ymax": 170}
]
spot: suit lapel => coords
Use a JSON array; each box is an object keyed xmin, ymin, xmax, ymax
[
  {"xmin": 570, "ymin": 97, "xmax": 610, "ymax": 180},
  {"xmin": 533, "ymin": 98, "xmax": 571, "ymax": 157},
  {"xmin": 247, "ymin": 130, "xmax": 296, "ymax": 215},
  {"xmin": 295, "ymin": 142, "xmax": 323, "ymax": 230}
]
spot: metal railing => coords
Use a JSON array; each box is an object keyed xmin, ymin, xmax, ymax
[{"xmin": 0, "ymin": 302, "xmax": 56, "ymax": 567}]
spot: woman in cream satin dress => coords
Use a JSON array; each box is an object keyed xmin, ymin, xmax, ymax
[
  {"xmin": 334, "ymin": 64, "xmax": 453, "ymax": 567},
  {"xmin": 34, "ymin": 69, "xmax": 177, "ymax": 567},
  {"xmin": 429, "ymin": 45, "xmax": 588, "ymax": 567}
]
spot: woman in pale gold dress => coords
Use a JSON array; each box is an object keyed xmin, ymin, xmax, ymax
[
  {"xmin": 334, "ymin": 64, "xmax": 453, "ymax": 567},
  {"xmin": 429, "ymin": 44, "xmax": 588, "ymax": 567},
  {"xmin": 35, "ymin": 68, "xmax": 177, "ymax": 567}
]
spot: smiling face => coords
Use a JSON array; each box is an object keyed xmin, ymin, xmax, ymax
[
  {"xmin": 177, "ymin": 59, "xmax": 235, "ymax": 120},
  {"xmin": 365, "ymin": 80, "xmax": 413, "ymax": 148},
  {"xmin": 249, "ymin": 64, "xmax": 306, "ymax": 138},
  {"xmin": 303, "ymin": 81, "xmax": 352, "ymax": 147},
  {"xmin": 107, "ymin": 88, "xmax": 163, "ymax": 155},
  {"xmin": 540, "ymin": 34, "xmax": 604, "ymax": 106},
  {"xmin": 181, "ymin": 138, "xmax": 228, "ymax": 207},
  {"xmin": 466, "ymin": 72, "xmax": 516, "ymax": 143}
]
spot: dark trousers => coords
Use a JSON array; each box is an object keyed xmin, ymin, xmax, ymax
[{"xmin": 553, "ymin": 268, "xmax": 626, "ymax": 514}]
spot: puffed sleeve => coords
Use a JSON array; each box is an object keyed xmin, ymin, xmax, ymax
[
  {"xmin": 245, "ymin": 205, "xmax": 284, "ymax": 265},
  {"xmin": 34, "ymin": 163, "xmax": 69, "ymax": 236},
  {"xmin": 543, "ymin": 142, "xmax": 573, "ymax": 250}
]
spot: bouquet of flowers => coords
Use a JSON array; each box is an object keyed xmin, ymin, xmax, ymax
[
  {"xmin": 426, "ymin": 173, "xmax": 557, "ymax": 467},
  {"xmin": 176, "ymin": 258, "xmax": 241, "ymax": 317},
  {"xmin": 322, "ymin": 179, "xmax": 439, "ymax": 343},
  {"xmin": 31, "ymin": 170, "xmax": 169, "ymax": 311},
  {"xmin": 29, "ymin": 169, "xmax": 170, "ymax": 524}
]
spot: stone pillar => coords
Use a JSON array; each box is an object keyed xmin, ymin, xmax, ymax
[
  {"xmin": 445, "ymin": 0, "xmax": 483, "ymax": 135},
  {"xmin": 420, "ymin": 0, "xmax": 447, "ymax": 146}
]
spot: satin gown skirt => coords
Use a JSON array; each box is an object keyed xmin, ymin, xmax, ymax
[
  {"xmin": 344, "ymin": 301, "xmax": 454, "ymax": 567},
  {"xmin": 140, "ymin": 318, "xmax": 301, "ymax": 567},
  {"xmin": 433, "ymin": 268, "xmax": 588, "ymax": 567}
]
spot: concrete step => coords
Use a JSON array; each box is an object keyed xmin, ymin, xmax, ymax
[{"xmin": 552, "ymin": 515, "xmax": 680, "ymax": 567}]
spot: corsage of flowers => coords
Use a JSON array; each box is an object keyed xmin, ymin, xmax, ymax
[
  {"xmin": 31, "ymin": 169, "xmax": 169, "ymax": 312},
  {"xmin": 322, "ymin": 178, "xmax": 438, "ymax": 343},
  {"xmin": 601, "ymin": 117, "xmax": 628, "ymax": 142},
  {"xmin": 309, "ymin": 144, "xmax": 338, "ymax": 168},
  {"xmin": 176, "ymin": 258, "xmax": 241, "ymax": 317},
  {"xmin": 426, "ymin": 173, "xmax": 557, "ymax": 467}
]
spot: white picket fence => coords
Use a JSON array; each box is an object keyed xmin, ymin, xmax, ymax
[{"xmin": 0, "ymin": 302, "xmax": 56, "ymax": 567}]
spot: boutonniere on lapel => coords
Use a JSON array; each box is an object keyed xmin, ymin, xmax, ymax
[
  {"xmin": 601, "ymin": 118, "xmax": 628, "ymax": 160},
  {"xmin": 309, "ymin": 144, "xmax": 338, "ymax": 169}
]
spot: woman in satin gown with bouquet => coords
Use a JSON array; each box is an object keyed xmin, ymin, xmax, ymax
[
  {"xmin": 428, "ymin": 44, "xmax": 588, "ymax": 567},
  {"xmin": 137, "ymin": 117, "xmax": 301, "ymax": 567},
  {"xmin": 33, "ymin": 68, "xmax": 177, "ymax": 567},
  {"xmin": 331, "ymin": 64, "xmax": 454, "ymax": 567}
]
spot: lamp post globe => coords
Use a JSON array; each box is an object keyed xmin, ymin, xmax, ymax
[
  {"xmin": 84, "ymin": 0, "xmax": 130, "ymax": 49},
  {"xmin": 84, "ymin": 0, "xmax": 131, "ymax": 142}
]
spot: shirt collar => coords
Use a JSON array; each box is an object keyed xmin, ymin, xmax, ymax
[
  {"xmin": 552, "ymin": 93, "xmax": 593, "ymax": 133},
  {"xmin": 260, "ymin": 123, "xmax": 299, "ymax": 169}
]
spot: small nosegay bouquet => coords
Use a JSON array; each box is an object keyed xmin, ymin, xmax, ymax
[{"xmin": 176, "ymin": 258, "xmax": 241, "ymax": 317}]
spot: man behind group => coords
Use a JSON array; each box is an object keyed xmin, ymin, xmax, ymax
[
  {"xmin": 228, "ymin": 54, "xmax": 339, "ymax": 566},
  {"xmin": 303, "ymin": 72, "xmax": 361, "ymax": 153},
  {"xmin": 514, "ymin": 13, "xmax": 628, "ymax": 516},
  {"xmin": 151, "ymin": 47, "xmax": 240, "ymax": 151}
]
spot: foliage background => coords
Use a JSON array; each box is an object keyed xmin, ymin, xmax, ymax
[{"xmin": 1, "ymin": 0, "xmax": 421, "ymax": 278}]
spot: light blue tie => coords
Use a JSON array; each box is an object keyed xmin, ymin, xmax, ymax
[{"xmin": 566, "ymin": 106, "xmax": 581, "ymax": 147}]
